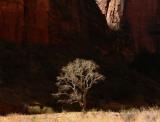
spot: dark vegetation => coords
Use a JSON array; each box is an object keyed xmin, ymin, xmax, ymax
[{"xmin": 0, "ymin": 38, "xmax": 160, "ymax": 115}]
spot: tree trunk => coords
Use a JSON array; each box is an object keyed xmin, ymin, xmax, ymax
[{"xmin": 82, "ymin": 91, "xmax": 87, "ymax": 112}]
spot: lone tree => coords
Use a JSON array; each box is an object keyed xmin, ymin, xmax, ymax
[{"xmin": 53, "ymin": 59, "xmax": 105, "ymax": 111}]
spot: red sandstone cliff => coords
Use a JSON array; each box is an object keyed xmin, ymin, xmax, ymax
[
  {"xmin": 0, "ymin": 0, "xmax": 49, "ymax": 44},
  {"xmin": 0, "ymin": 1, "xmax": 23, "ymax": 43},
  {"xmin": 0, "ymin": 0, "xmax": 106, "ymax": 47},
  {"xmin": 97, "ymin": 0, "xmax": 160, "ymax": 53},
  {"xmin": 126, "ymin": 0, "xmax": 160, "ymax": 53},
  {"xmin": 0, "ymin": 0, "xmax": 160, "ymax": 53},
  {"xmin": 48, "ymin": 0, "xmax": 107, "ymax": 50}
]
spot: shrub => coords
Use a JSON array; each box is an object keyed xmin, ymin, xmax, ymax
[{"xmin": 27, "ymin": 105, "xmax": 54, "ymax": 114}]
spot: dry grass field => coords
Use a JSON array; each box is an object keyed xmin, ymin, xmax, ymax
[{"xmin": 0, "ymin": 108, "xmax": 160, "ymax": 122}]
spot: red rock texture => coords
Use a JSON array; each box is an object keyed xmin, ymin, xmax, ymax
[
  {"xmin": 0, "ymin": 0, "xmax": 107, "ymax": 50},
  {"xmin": 126, "ymin": 0, "xmax": 160, "ymax": 53},
  {"xmin": 0, "ymin": 0, "xmax": 160, "ymax": 53},
  {"xmin": 0, "ymin": 1, "xmax": 23, "ymax": 43},
  {"xmin": 24, "ymin": 0, "xmax": 49, "ymax": 44},
  {"xmin": 48, "ymin": 0, "xmax": 107, "ymax": 48},
  {"xmin": 97, "ymin": 0, "xmax": 160, "ymax": 53},
  {"xmin": 0, "ymin": 0, "xmax": 49, "ymax": 44}
]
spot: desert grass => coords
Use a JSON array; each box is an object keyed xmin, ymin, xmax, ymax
[{"xmin": 0, "ymin": 108, "xmax": 160, "ymax": 122}]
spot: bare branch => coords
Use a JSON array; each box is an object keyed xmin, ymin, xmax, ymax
[{"xmin": 53, "ymin": 58, "xmax": 105, "ymax": 111}]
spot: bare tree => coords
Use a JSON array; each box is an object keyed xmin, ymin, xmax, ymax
[{"xmin": 53, "ymin": 59, "xmax": 105, "ymax": 111}]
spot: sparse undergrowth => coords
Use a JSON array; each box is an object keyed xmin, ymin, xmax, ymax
[
  {"xmin": 26, "ymin": 105, "xmax": 54, "ymax": 114},
  {"xmin": 0, "ymin": 108, "xmax": 160, "ymax": 122}
]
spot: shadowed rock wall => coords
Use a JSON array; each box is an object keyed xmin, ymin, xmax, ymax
[
  {"xmin": 97, "ymin": 0, "xmax": 160, "ymax": 53},
  {"xmin": 0, "ymin": 0, "xmax": 107, "ymax": 47},
  {"xmin": 0, "ymin": 0, "xmax": 49, "ymax": 44}
]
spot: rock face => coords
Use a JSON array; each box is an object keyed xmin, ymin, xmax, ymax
[
  {"xmin": 106, "ymin": 0, "xmax": 125, "ymax": 30},
  {"xmin": 97, "ymin": 0, "xmax": 160, "ymax": 53},
  {"xmin": 126, "ymin": 0, "xmax": 160, "ymax": 53},
  {"xmin": 0, "ymin": 0, "xmax": 49, "ymax": 44},
  {"xmin": 0, "ymin": 0, "xmax": 107, "ymax": 47},
  {"xmin": 23, "ymin": 0, "xmax": 49, "ymax": 44},
  {"xmin": 96, "ymin": 0, "xmax": 125, "ymax": 30},
  {"xmin": 0, "ymin": 0, "xmax": 23, "ymax": 43},
  {"xmin": 0, "ymin": 0, "xmax": 160, "ymax": 53},
  {"xmin": 48, "ymin": 0, "xmax": 107, "ymax": 51}
]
